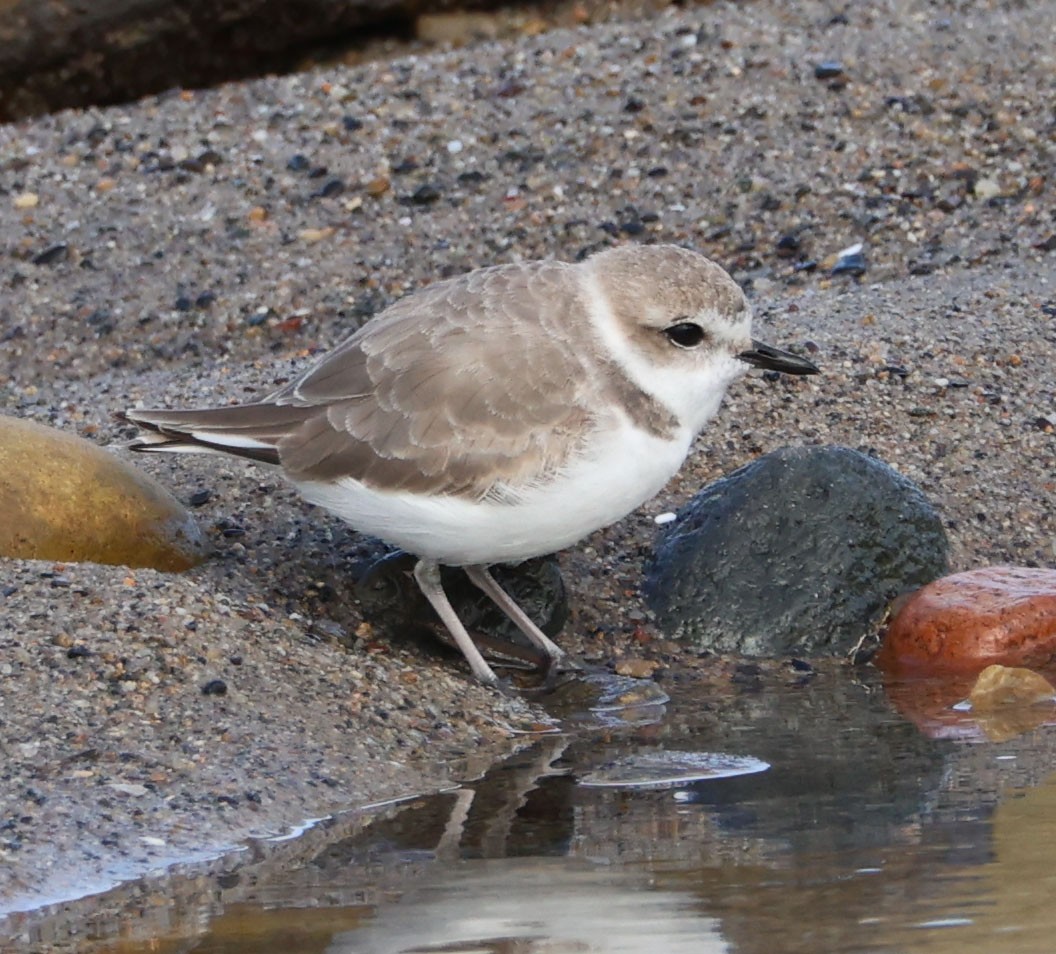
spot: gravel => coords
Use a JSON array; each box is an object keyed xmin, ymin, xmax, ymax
[{"xmin": 1, "ymin": 0, "xmax": 1054, "ymax": 915}]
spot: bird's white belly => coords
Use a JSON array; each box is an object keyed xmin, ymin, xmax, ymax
[{"xmin": 292, "ymin": 422, "xmax": 692, "ymax": 565}]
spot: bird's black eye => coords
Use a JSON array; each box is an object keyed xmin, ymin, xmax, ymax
[{"xmin": 664, "ymin": 322, "xmax": 707, "ymax": 348}]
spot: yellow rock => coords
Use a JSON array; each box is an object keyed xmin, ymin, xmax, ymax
[
  {"xmin": 0, "ymin": 416, "xmax": 207, "ymax": 571},
  {"xmin": 614, "ymin": 658, "xmax": 660, "ymax": 679},
  {"xmin": 969, "ymin": 663, "xmax": 1056, "ymax": 712}
]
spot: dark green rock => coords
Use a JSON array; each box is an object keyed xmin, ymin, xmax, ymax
[
  {"xmin": 644, "ymin": 444, "xmax": 949, "ymax": 656},
  {"xmin": 355, "ymin": 551, "xmax": 568, "ymax": 667}
]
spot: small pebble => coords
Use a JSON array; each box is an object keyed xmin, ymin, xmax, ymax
[{"xmin": 813, "ymin": 60, "xmax": 844, "ymax": 79}]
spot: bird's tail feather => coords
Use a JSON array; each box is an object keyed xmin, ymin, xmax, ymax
[{"xmin": 118, "ymin": 404, "xmax": 309, "ymax": 465}]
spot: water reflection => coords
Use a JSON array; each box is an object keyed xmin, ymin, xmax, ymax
[
  {"xmin": 9, "ymin": 667, "xmax": 1056, "ymax": 953},
  {"xmin": 331, "ymin": 858, "xmax": 727, "ymax": 954}
]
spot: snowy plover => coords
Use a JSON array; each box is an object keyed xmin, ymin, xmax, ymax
[{"xmin": 124, "ymin": 244, "xmax": 818, "ymax": 686}]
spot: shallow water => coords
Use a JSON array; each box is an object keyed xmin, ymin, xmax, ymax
[{"xmin": 8, "ymin": 665, "xmax": 1056, "ymax": 954}]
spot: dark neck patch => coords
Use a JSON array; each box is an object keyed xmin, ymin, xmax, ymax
[{"xmin": 596, "ymin": 357, "xmax": 679, "ymax": 440}]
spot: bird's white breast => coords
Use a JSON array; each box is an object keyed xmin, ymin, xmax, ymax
[{"xmin": 292, "ymin": 418, "xmax": 693, "ymax": 565}]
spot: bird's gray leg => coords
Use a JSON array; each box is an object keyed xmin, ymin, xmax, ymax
[
  {"xmin": 413, "ymin": 560, "xmax": 502, "ymax": 687},
  {"xmin": 464, "ymin": 564, "xmax": 569, "ymax": 670}
]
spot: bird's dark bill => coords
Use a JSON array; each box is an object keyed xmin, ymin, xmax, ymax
[{"xmin": 738, "ymin": 340, "xmax": 820, "ymax": 375}]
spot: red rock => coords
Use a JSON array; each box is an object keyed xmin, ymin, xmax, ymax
[
  {"xmin": 876, "ymin": 566, "xmax": 1056, "ymax": 674},
  {"xmin": 881, "ymin": 675, "xmax": 1056, "ymax": 742}
]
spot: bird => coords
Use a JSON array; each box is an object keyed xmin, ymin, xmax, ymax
[{"xmin": 122, "ymin": 243, "xmax": 819, "ymax": 687}]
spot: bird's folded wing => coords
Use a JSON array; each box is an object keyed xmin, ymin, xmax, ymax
[
  {"xmin": 277, "ymin": 261, "xmax": 594, "ymax": 498},
  {"xmin": 130, "ymin": 262, "xmax": 597, "ymax": 500}
]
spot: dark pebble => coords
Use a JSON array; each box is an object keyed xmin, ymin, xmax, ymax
[
  {"xmin": 1, "ymin": 585, "xmax": 17, "ymax": 597},
  {"xmin": 67, "ymin": 645, "xmax": 91, "ymax": 659},
  {"xmin": 342, "ymin": 115, "xmax": 363, "ymax": 132},
  {"xmin": 775, "ymin": 234, "xmax": 801, "ymax": 257},
  {"xmin": 646, "ymin": 166, "xmax": 668, "ymax": 178},
  {"xmin": 624, "ymin": 96, "xmax": 646, "ymax": 113},
  {"xmin": 814, "ymin": 60, "xmax": 844, "ymax": 79},
  {"xmin": 409, "ymin": 184, "xmax": 441, "ymax": 205},
  {"xmin": 201, "ymin": 679, "xmax": 228, "ymax": 696},
  {"xmin": 85, "ymin": 308, "xmax": 114, "ymax": 335},
  {"xmin": 50, "ymin": 576, "xmax": 71, "ymax": 588},
  {"xmin": 194, "ymin": 291, "xmax": 217, "ymax": 309},
  {"xmin": 286, "ymin": 154, "xmax": 310, "ymax": 172},
  {"xmin": 391, "ymin": 158, "xmax": 419, "ymax": 175},
  {"xmin": 174, "ymin": 295, "xmax": 193, "ymax": 311},
  {"xmin": 188, "ymin": 489, "xmax": 212, "ymax": 507},
  {"xmin": 498, "ymin": 148, "xmax": 544, "ymax": 170},
  {"xmin": 495, "ymin": 80, "xmax": 526, "ymax": 98},
  {"xmin": 32, "ymin": 243, "xmax": 69, "ymax": 266},
  {"xmin": 457, "ymin": 170, "xmax": 488, "ymax": 184},
  {"xmin": 908, "ymin": 259, "xmax": 937, "ymax": 275},
  {"xmin": 831, "ymin": 249, "xmax": 867, "ymax": 276},
  {"xmin": 312, "ymin": 178, "xmax": 345, "ymax": 199}
]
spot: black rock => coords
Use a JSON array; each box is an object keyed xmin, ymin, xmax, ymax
[
  {"xmin": 814, "ymin": 60, "xmax": 844, "ymax": 79},
  {"xmin": 409, "ymin": 183, "xmax": 441, "ymax": 205},
  {"xmin": 311, "ymin": 178, "xmax": 345, "ymax": 199},
  {"xmin": 32, "ymin": 243, "xmax": 69, "ymax": 266},
  {"xmin": 831, "ymin": 245, "xmax": 867, "ymax": 276},
  {"xmin": 643, "ymin": 445, "xmax": 949, "ymax": 656},
  {"xmin": 201, "ymin": 678, "xmax": 228, "ymax": 696},
  {"xmin": 355, "ymin": 551, "xmax": 568, "ymax": 667}
]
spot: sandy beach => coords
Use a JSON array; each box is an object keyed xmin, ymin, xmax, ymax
[{"xmin": 1, "ymin": 0, "xmax": 1053, "ymax": 913}]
